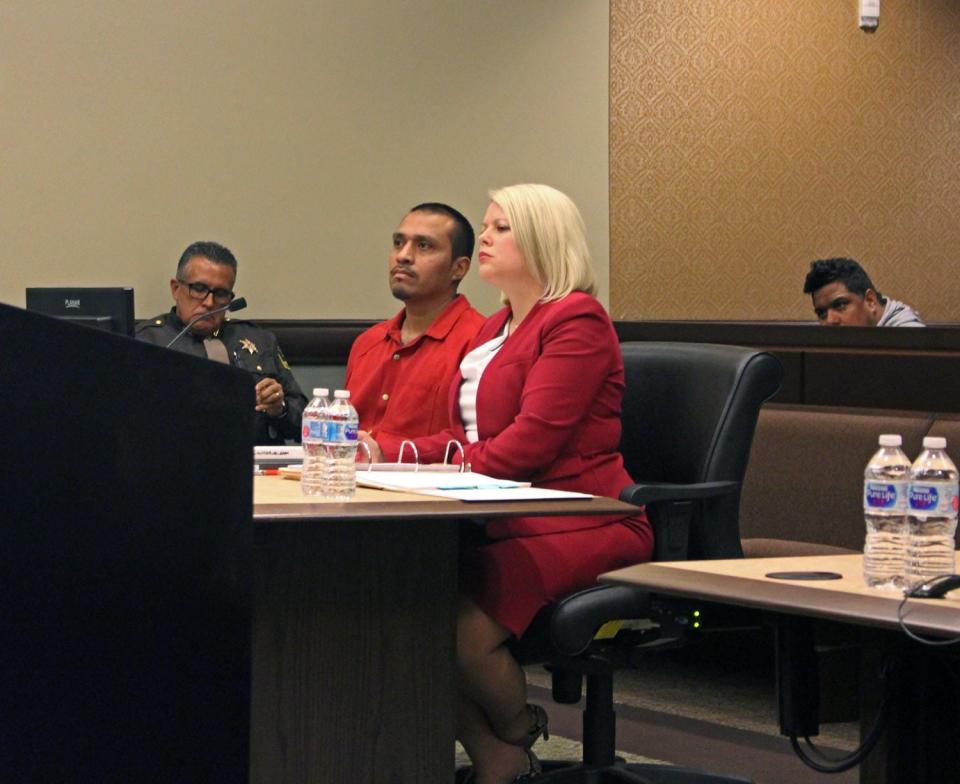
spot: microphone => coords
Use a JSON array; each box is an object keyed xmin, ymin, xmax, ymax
[{"xmin": 165, "ymin": 297, "xmax": 247, "ymax": 349}]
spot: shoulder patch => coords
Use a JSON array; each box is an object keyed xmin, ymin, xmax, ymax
[{"xmin": 136, "ymin": 317, "xmax": 165, "ymax": 332}]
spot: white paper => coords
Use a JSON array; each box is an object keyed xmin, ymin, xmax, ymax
[
  {"xmin": 417, "ymin": 487, "xmax": 593, "ymax": 502},
  {"xmin": 357, "ymin": 471, "xmax": 528, "ymax": 492}
]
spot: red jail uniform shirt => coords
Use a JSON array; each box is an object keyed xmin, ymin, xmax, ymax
[{"xmin": 345, "ymin": 294, "xmax": 485, "ymax": 442}]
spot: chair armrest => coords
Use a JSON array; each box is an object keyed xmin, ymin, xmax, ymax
[
  {"xmin": 549, "ymin": 584, "xmax": 652, "ymax": 656},
  {"xmin": 619, "ymin": 480, "xmax": 739, "ymax": 506},
  {"xmin": 621, "ymin": 480, "xmax": 742, "ymax": 561}
]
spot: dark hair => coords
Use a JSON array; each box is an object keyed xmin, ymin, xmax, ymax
[
  {"xmin": 409, "ymin": 203, "xmax": 475, "ymax": 261},
  {"xmin": 177, "ymin": 241, "xmax": 238, "ymax": 277},
  {"xmin": 803, "ymin": 257, "xmax": 882, "ymax": 300}
]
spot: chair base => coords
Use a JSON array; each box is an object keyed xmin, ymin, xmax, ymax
[
  {"xmin": 537, "ymin": 760, "xmax": 752, "ymax": 783},
  {"xmin": 455, "ymin": 761, "xmax": 752, "ymax": 783}
]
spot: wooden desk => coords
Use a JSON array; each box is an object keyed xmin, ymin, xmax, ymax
[
  {"xmin": 601, "ymin": 554, "xmax": 960, "ymax": 638},
  {"xmin": 252, "ymin": 476, "xmax": 637, "ymax": 784},
  {"xmin": 601, "ymin": 554, "xmax": 960, "ymax": 783}
]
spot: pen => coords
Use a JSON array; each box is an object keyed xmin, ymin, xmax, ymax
[
  {"xmin": 254, "ymin": 467, "xmax": 280, "ymax": 476},
  {"xmin": 442, "ymin": 483, "xmax": 516, "ymax": 490}
]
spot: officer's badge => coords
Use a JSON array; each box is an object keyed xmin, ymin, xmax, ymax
[
  {"xmin": 239, "ymin": 338, "xmax": 258, "ymax": 355},
  {"xmin": 279, "ymin": 348, "xmax": 291, "ymax": 370}
]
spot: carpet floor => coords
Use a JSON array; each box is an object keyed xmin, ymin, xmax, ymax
[{"xmin": 457, "ymin": 628, "xmax": 863, "ymax": 783}]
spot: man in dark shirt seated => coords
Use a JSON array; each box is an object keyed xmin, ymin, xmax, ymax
[
  {"xmin": 136, "ymin": 241, "xmax": 307, "ymax": 444},
  {"xmin": 803, "ymin": 257, "xmax": 924, "ymax": 327}
]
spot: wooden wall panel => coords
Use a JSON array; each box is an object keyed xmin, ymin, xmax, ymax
[{"xmin": 610, "ymin": 0, "xmax": 960, "ymax": 322}]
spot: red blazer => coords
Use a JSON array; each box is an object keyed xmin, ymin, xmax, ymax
[{"xmin": 379, "ymin": 292, "xmax": 648, "ymax": 539}]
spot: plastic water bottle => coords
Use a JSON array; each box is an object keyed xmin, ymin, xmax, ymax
[
  {"xmin": 862, "ymin": 434, "xmax": 910, "ymax": 589},
  {"xmin": 300, "ymin": 387, "xmax": 330, "ymax": 496},
  {"xmin": 321, "ymin": 389, "xmax": 359, "ymax": 500},
  {"xmin": 906, "ymin": 437, "xmax": 959, "ymax": 587}
]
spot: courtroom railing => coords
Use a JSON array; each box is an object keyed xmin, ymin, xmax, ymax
[{"xmin": 250, "ymin": 319, "xmax": 960, "ymax": 413}]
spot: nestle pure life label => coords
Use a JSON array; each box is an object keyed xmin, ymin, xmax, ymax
[
  {"xmin": 303, "ymin": 421, "xmax": 357, "ymax": 442},
  {"xmin": 864, "ymin": 480, "xmax": 907, "ymax": 513},
  {"xmin": 908, "ymin": 482, "xmax": 960, "ymax": 516},
  {"xmin": 303, "ymin": 420, "xmax": 326, "ymax": 442},
  {"xmin": 327, "ymin": 422, "xmax": 358, "ymax": 442}
]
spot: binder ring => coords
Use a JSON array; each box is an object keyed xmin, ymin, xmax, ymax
[
  {"xmin": 443, "ymin": 440, "xmax": 467, "ymax": 473},
  {"xmin": 397, "ymin": 440, "xmax": 420, "ymax": 471},
  {"xmin": 357, "ymin": 440, "xmax": 373, "ymax": 471}
]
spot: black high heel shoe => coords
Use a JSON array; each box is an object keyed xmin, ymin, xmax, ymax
[
  {"xmin": 513, "ymin": 748, "xmax": 542, "ymax": 781},
  {"xmin": 517, "ymin": 704, "xmax": 549, "ymax": 750},
  {"xmin": 458, "ymin": 705, "xmax": 549, "ymax": 783},
  {"xmin": 458, "ymin": 748, "xmax": 541, "ymax": 784}
]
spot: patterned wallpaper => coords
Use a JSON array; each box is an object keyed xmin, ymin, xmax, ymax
[{"xmin": 610, "ymin": 0, "xmax": 960, "ymax": 321}]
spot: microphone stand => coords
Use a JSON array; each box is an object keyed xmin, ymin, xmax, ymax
[{"xmin": 165, "ymin": 297, "xmax": 247, "ymax": 349}]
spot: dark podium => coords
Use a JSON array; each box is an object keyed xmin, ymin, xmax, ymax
[{"xmin": 0, "ymin": 303, "xmax": 254, "ymax": 782}]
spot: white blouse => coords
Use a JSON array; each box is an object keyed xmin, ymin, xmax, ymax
[{"xmin": 458, "ymin": 325, "xmax": 509, "ymax": 443}]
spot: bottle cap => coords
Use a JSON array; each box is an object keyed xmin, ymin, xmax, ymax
[
  {"xmin": 313, "ymin": 387, "xmax": 329, "ymax": 397},
  {"xmin": 334, "ymin": 389, "xmax": 351, "ymax": 399},
  {"xmin": 923, "ymin": 436, "xmax": 947, "ymax": 450},
  {"xmin": 878, "ymin": 434, "xmax": 902, "ymax": 447}
]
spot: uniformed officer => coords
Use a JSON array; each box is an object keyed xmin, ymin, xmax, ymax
[{"xmin": 136, "ymin": 241, "xmax": 307, "ymax": 445}]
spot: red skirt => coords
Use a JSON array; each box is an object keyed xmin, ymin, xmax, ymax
[{"xmin": 460, "ymin": 516, "xmax": 653, "ymax": 638}]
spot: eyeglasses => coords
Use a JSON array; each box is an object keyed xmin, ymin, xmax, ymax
[{"xmin": 177, "ymin": 279, "xmax": 235, "ymax": 305}]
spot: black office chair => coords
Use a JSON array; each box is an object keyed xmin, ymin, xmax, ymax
[{"xmin": 508, "ymin": 342, "xmax": 784, "ymax": 783}]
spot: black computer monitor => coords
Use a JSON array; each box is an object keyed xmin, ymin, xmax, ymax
[{"xmin": 26, "ymin": 287, "xmax": 136, "ymax": 337}]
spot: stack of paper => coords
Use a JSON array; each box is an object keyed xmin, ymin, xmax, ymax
[
  {"xmin": 357, "ymin": 470, "xmax": 591, "ymax": 502},
  {"xmin": 357, "ymin": 470, "xmax": 527, "ymax": 492},
  {"xmin": 276, "ymin": 464, "xmax": 592, "ymax": 501},
  {"xmin": 254, "ymin": 445, "xmax": 304, "ymax": 467}
]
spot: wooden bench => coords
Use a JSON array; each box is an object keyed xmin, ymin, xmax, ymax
[{"xmin": 739, "ymin": 403, "xmax": 960, "ymax": 554}]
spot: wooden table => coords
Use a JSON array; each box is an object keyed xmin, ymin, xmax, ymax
[
  {"xmin": 601, "ymin": 554, "xmax": 960, "ymax": 637},
  {"xmin": 600, "ymin": 554, "xmax": 960, "ymax": 783},
  {"xmin": 251, "ymin": 476, "xmax": 637, "ymax": 783}
]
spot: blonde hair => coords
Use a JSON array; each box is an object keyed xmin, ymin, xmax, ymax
[{"xmin": 488, "ymin": 183, "xmax": 597, "ymax": 302}]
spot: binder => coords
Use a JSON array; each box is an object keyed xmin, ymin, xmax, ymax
[
  {"xmin": 279, "ymin": 439, "xmax": 592, "ymax": 501},
  {"xmin": 356, "ymin": 470, "xmax": 529, "ymax": 493},
  {"xmin": 278, "ymin": 462, "xmax": 462, "ymax": 479},
  {"xmin": 278, "ymin": 438, "xmax": 465, "ymax": 479},
  {"xmin": 254, "ymin": 444, "xmax": 303, "ymax": 467}
]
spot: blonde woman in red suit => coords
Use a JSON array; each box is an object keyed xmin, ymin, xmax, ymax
[{"xmin": 362, "ymin": 184, "xmax": 653, "ymax": 783}]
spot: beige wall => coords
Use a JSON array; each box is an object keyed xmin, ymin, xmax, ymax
[
  {"xmin": 610, "ymin": 0, "xmax": 960, "ymax": 322},
  {"xmin": 0, "ymin": 1, "xmax": 608, "ymax": 321}
]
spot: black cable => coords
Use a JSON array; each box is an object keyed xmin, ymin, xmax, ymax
[
  {"xmin": 897, "ymin": 585, "xmax": 960, "ymax": 648},
  {"xmin": 791, "ymin": 579, "xmax": 960, "ymax": 773},
  {"xmin": 789, "ymin": 709, "xmax": 888, "ymax": 774},
  {"xmin": 789, "ymin": 658, "xmax": 893, "ymax": 774}
]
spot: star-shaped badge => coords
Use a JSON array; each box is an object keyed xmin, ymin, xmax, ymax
[{"xmin": 239, "ymin": 338, "xmax": 258, "ymax": 355}]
